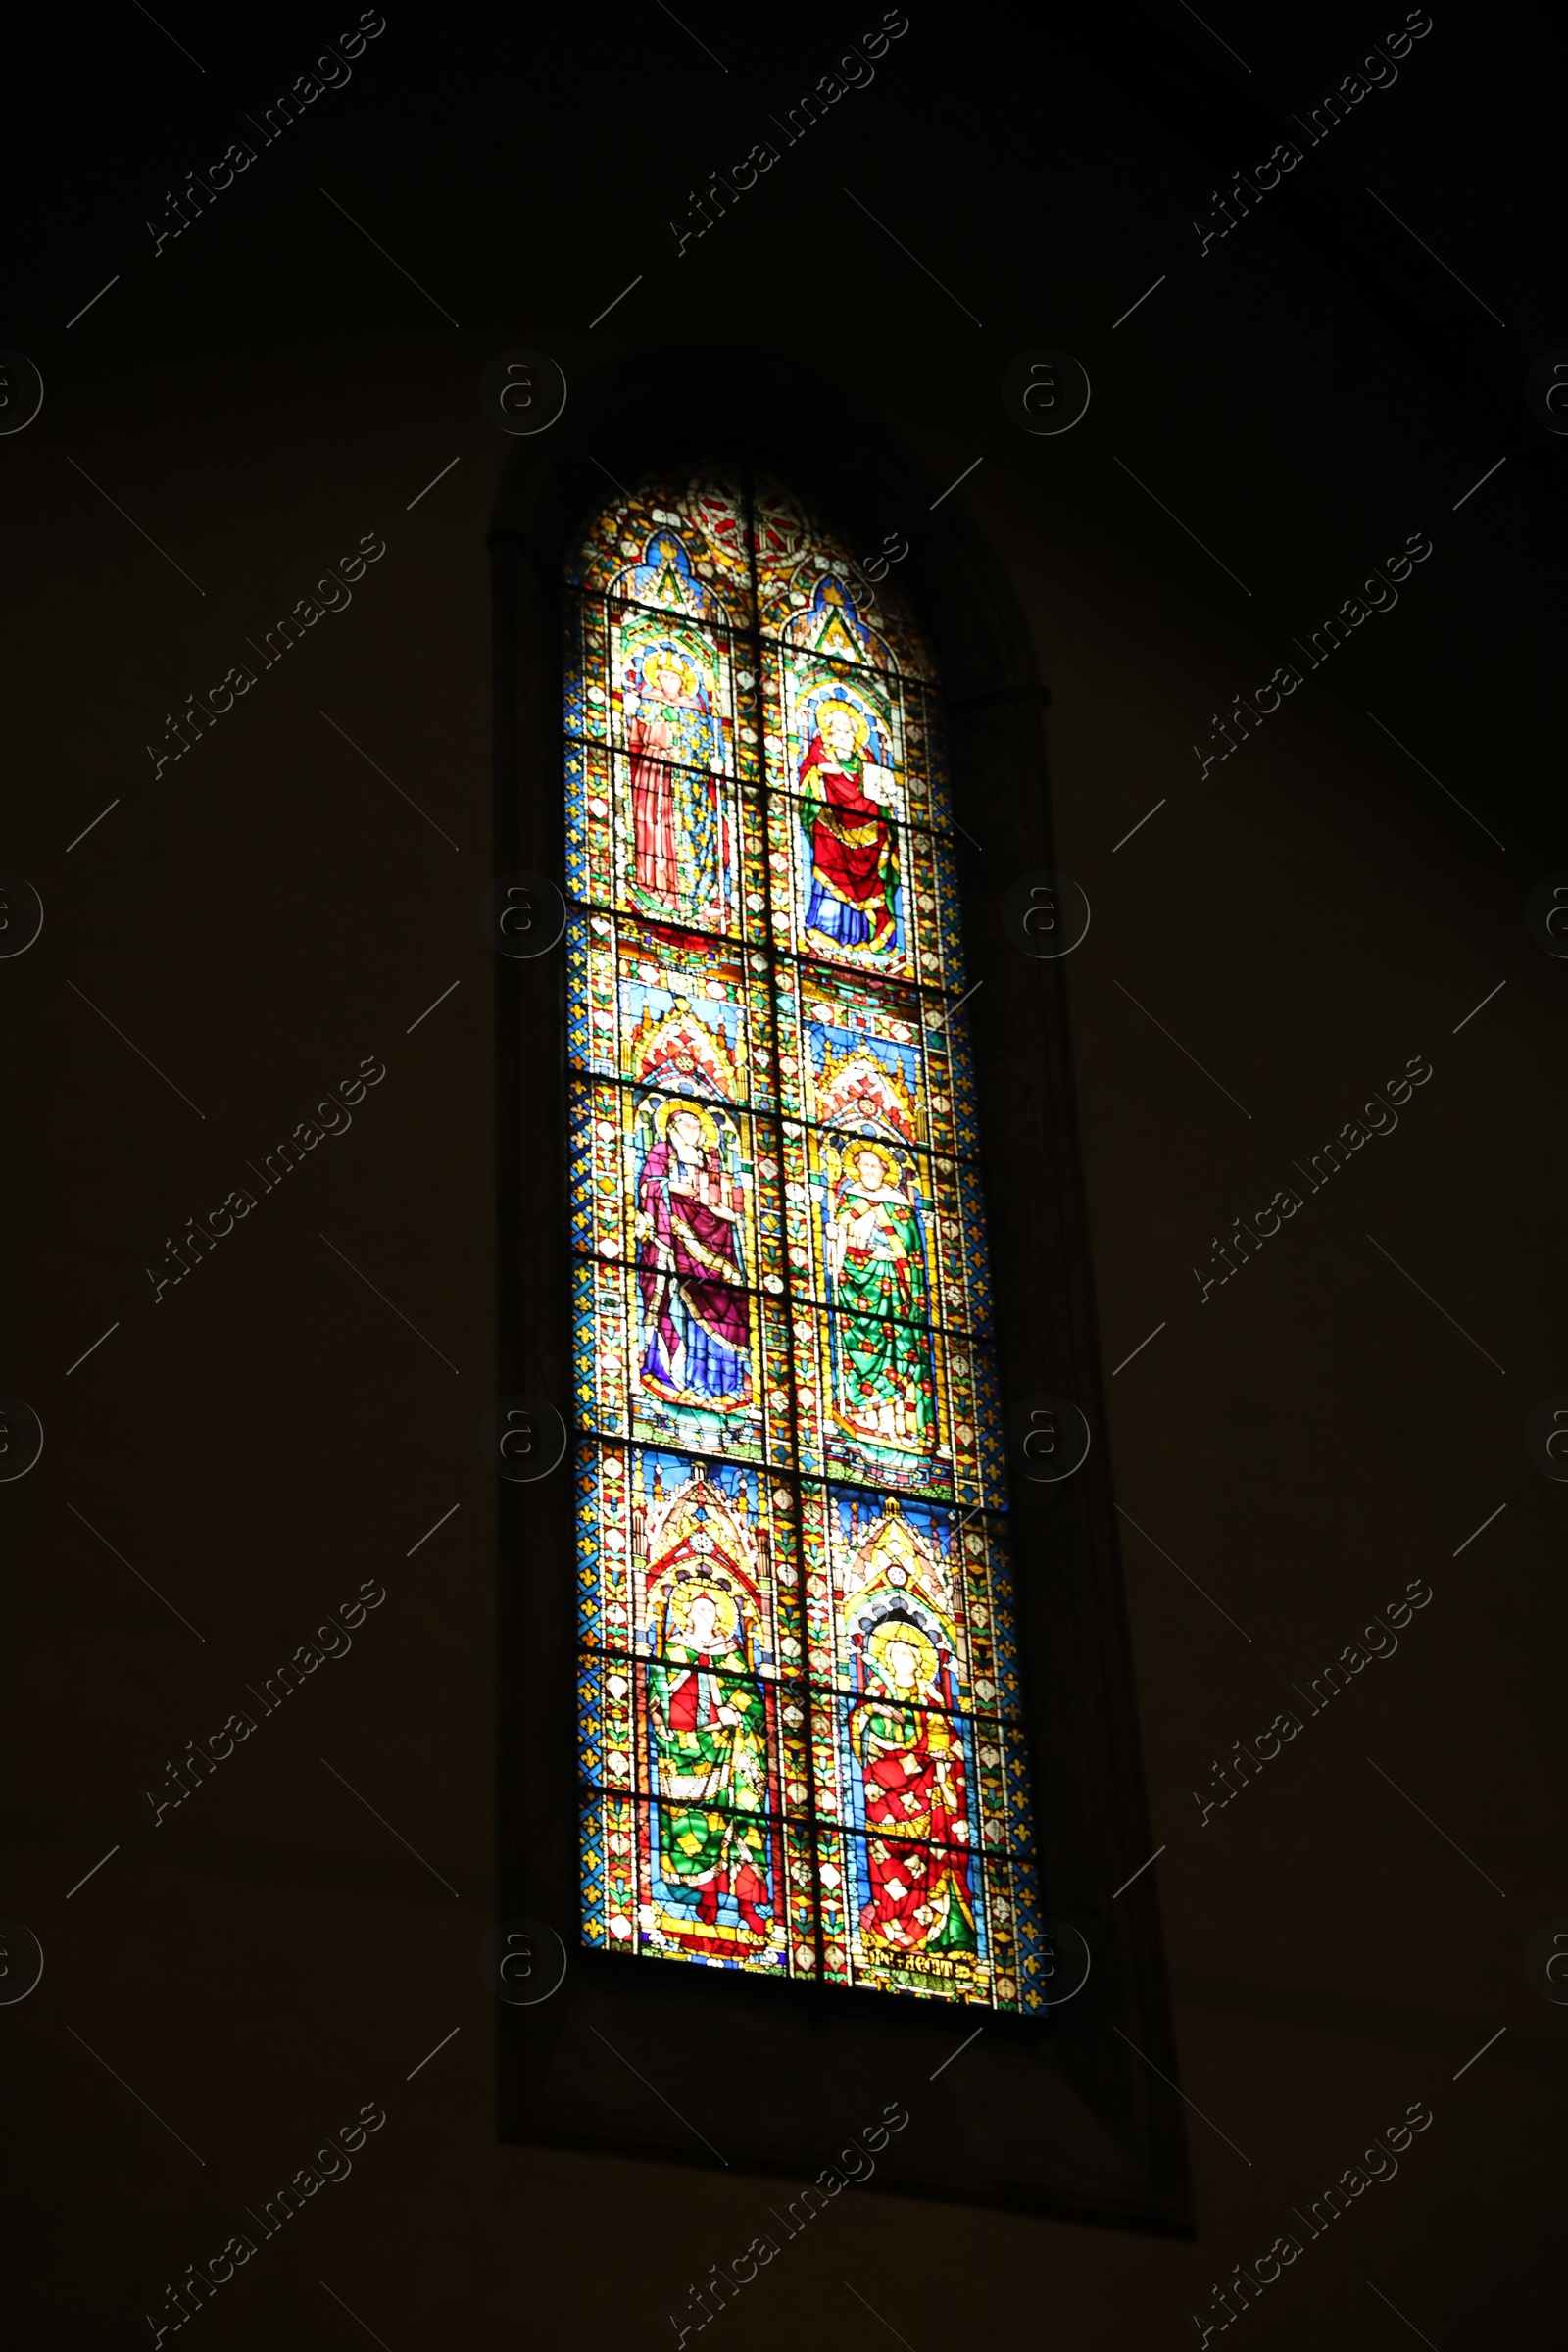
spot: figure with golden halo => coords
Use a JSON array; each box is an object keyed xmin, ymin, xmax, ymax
[
  {"xmin": 826, "ymin": 1140, "xmax": 934, "ymax": 1448},
  {"xmin": 649, "ymin": 1572, "xmax": 772, "ymax": 1950},
  {"xmin": 636, "ymin": 1101, "xmax": 751, "ymax": 1409},
  {"xmin": 799, "ymin": 696, "xmax": 901, "ymax": 958},
  {"xmin": 624, "ymin": 639, "xmax": 724, "ymax": 913},
  {"xmin": 852, "ymin": 1612, "xmax": 977, "ymax": 1963}
]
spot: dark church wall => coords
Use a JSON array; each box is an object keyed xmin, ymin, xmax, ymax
[{"xmin": 2, "ymin": 2, "xmax": 1560, "ymax": 2342}]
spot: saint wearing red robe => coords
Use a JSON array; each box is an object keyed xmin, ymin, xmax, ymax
[
  {"xmin": 852, "ymin": 1616, "xmax": 978, "ymax": 1964},
  {"xmin": 799, "ymin": 699, "xmax": 901, "ymax": 959}
]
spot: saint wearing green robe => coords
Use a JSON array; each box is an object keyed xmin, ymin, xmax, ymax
[
  {"xmin": 826, "ymin": 1144, "xmax": 936, "ymax": 1451},
  {"xmin": 649, "ymin": 1575, "xmax": 773, "ymax": 1953}
]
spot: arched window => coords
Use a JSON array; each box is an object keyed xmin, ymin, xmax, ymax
[
  {"xmin": 493, "ymin": 365, "xmax": 1185, "ymax": 2223},
  {"xmin": 564, "ymin": 470, "xmax": 1043, "ymax": 2008}
]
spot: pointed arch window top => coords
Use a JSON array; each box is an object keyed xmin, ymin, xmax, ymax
[
  {"xmin": 564, "ymin": 466, "xmax": 1044, "ymax": 2011},
  {"xmin": 567, "ymin": 470, "xmax": 937, "ymax": 678}
]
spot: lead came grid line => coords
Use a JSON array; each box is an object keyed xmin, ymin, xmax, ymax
[
  {"xmin": 567, "ymin": 1241, "xmax": 998, "ymax": 1343},
  {"xmin": 567, "ymin": 1101, "xmax": 999, "ymax": 1319},
  {"xmin": 568, "ymin": 1259, "xmax": 1005, "ymax": 1498},
  {"xmin": 562, "ymin": 768, "xmax": 964, "ymax": 969},
  {"xmin": 746, "ymin": 462, "xmax": 828, "ymax": 1987},
  {"xmin": 564, "ymin": 928, "xmax": 981, "ymax": 1145},
  {"xmin": 575, "ymin": 1781, "xmax": 1038, "ymax": 1860},
  {"xmin": 563, "ymin": 470, "xmax": 1042, "ymax": 2009}
]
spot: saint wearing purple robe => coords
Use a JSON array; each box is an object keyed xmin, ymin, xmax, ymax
[{"xmin": 636, "ymin": 1104, "xmax": 751, "ymax": 1409}]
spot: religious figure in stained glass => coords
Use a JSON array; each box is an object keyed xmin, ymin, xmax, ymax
[
  {"xmin": 565, "ymin": 468, "xmax": 1046, "ymax": 2010},
  {"xmin": 824, "ymin": 1139, "xmax": 935, "ymax": 1452},
  {"xmin": 624, "ymin": 637, "xmax": 725, "ymax": 916},
  {"xmin": 854, "ymin": 1613, "xmax": 977, "ymax": 1968},
  {"xmin": 635, "ymin": 1101, "xmax": 751, "ymax": 1412},
  {"xmin": 800, "ymin": 696, "xmax": 902, "ymax": 962},
  {"xmin": 646, "ymin": 1511, "xmax": 776, "ymax": 1958}
]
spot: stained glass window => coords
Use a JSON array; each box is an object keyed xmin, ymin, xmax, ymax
[{"xmin": 565, "ymin": 470, "xmax": 1046, "ymax": 2009}]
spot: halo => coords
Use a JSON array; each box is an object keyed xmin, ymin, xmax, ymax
[
  {"xmin": 812, "ymin": 696, "xmax": 871, "ymax": 750},
  {"xmin": 667, "ymin": 1575, "xmax": 740, "ymax": 1646},
  {"xmin": 838, "ymin": 1138, "xmax": 901, "ymax": 1189},
  {"xmin": 638, "ymin": 641, "xmax": 699, "ymax": 695},
  {"xmin": 653, "ymin": 1098, "xmax": 718, "ymax": 1146},
  {"xmin": 866, "ymin": 1615, "xmax": 937, "ymax": 1688}
]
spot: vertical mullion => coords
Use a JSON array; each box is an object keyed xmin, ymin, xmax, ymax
[
  {"xmin": 568, "ymin": 576, "xmax": 606, "ymax": 1948},
  {"xmin": 744, "ymin": 465, "xmax": 827, "ymax": 1984}
]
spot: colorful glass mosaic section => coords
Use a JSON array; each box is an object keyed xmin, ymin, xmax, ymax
[
  {"xmin": 788, "ymin": 1305, "xmax": 1004, "ymax": 1503},
  {"xmin": 573, "ymin": 1260, "xmax": 797, "ymax": 1468},
  {"xmin": 805, "ymin": 1487, "xmax": 1025, "ymax": 1709},
  {"xmin": 569, "ymin": 472, "xmax": 753, "ymax": 620},
  {"xmin": 574, "ymin": 1441, "xmax": 804, "ymax": 1662},
  {"xmin": 564, "ymin": 472, "xmax": 1044, "ymax": 2010},
  {"xmin": 565, "ymin": 911, "xmax": 777, "ymax": 1108},
  {"xmin": 563, "ymin": 697, "xmax": 760, "ymax": 939},
  {"xmin": 570, "ymin": 1078, "xmax": 782, "ymax": 1286},
  {"xmin": 751, "ymin": 476, "xmax": 936, "ymax": 682},
  {"xmin": 564, "ymin": 606, "xmax": 748, "ymax": 772},
  {"xmin": 760, "ymin": 644, "xmax": 948, "ymax": 830},
  {"xmin": 773, "ymin": 959, "xmax": 980, "ymax": 1155}
]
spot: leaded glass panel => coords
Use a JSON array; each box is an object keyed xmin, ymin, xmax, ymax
[{"xmin": 564, "ymin": 470, "xmax": 1045, "ymax": 2008}]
